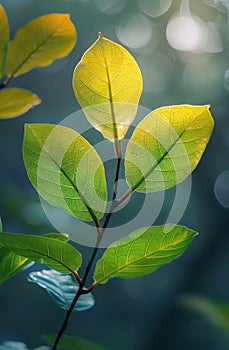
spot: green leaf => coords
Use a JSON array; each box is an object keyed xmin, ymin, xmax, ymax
[
  {"xmin": 0, "ymin": 218, "xmax": 32, "ymax": 285},
  {"xmin": 73, "ymin": 34, "xmax": 142, "ymax": 141},
  {"xmin": 0, "ymin": 233, "xmax": 82, "ymax": 274},
  {"xmin": 23, "ymin": 124, "xmax": 107, "ymax": 221},
  {"xmin": 183, "ymin": 295, "xmax": 229, "ymax": 333},
  {"xmin": 0, "ymin": 233, "xmax": 68, "ymax": 284},
  {"xmin": 0, "ymin": 88, "xmax": 41, "ymax": 119},
  {"xmin": 125, "ymin": 105, "xmax": 214, "ymax": 192},
  {"xmin": 5, "ymin": 13, "xmax": 76, "ymax": 77},
  {"xmin": 0, "ymin": 247, "xmax": 32, "ymax": 285},
  {"xmin": 0, "ymin": 5, "xmax": 9, "ymax": 78},
  {"xmin": 94, "ymin": 225, "xmax": 197, "ymax": 284},
  {"xmin": 28, "ymin": 269, "xmax": 95, "ymax": 312},
  {"xmin": 45, "ymin": 335, "xmax": 106, "ymax": 350}
]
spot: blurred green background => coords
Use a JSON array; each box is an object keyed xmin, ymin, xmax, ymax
[{"xmin": 0, "ymin": 0, "xmax": 229, "ymax": 349}]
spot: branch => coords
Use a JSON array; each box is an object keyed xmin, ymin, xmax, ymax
[{"xmin": 51, "ymin": 145, "xmax": 122, "ymax": 350}]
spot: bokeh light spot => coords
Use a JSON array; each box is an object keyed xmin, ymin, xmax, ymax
[
  {"xmin": 224, "ymin": 68, "xmax": 229, "ymax": 91},
  {"xmin": 95, "ymin": 0, "xmax": 127, "ymax": 14},
  {"xmin": 116, "ymin": 13, "xmax": 152, "ymax": 49},
  {"xmin": 214, "ymin": 170, "xmax": 229, "ymax": 208},
  {"xmin": 138, "ymin": 0, "xmax": 173, "ymax": 18},
  {"xmin": 166, "ymin": 15, "xmax": 208, "ymax": 52}
]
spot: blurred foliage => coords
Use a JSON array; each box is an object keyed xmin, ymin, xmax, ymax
[
  {"xmin": 182, "ymin": 295, "xmax": 229, "ymax": 333},
  {"xmin": 0, "ymin": 1, "xmax": 228, "ymax": 350}
]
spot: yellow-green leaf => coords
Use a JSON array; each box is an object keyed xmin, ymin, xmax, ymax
[
  {"xmin": 5, "ymin": 14, "xmax": 76, "ymax": 77},
  {"xmin": 125, "ymin": 105, "xmax": 214, "ymax": 193},
  {"xmin": 0, "ymin": 5, "xmax": 9, "ymax": 78},
  {"xmin": 94, "ymin": 225, "xmax": 197, "ymax": 284},
  {"xmin": 73, "ymin": 34, "xmax": 143, "ymax": 142},
  {"xmin": 0, "ymin": 88, "xmax": 41, "ymax": 119},
  {"xmin": 23, "ymin": 124, "xmax": 107, "ymax": 221},
  {"xmin": 0, "ymin": 233, "xmax": 82, "ymax": 274}
]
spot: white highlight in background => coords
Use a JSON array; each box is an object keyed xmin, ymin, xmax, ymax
[{"xmin": 116, "ymin": 13, "xmax": 152, "ymax": 49}]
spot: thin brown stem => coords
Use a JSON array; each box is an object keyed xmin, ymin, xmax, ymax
[
  {"xmin": 0, "ymin": 75, "xmax": 13, "ymax": 89},
  {"xmin": 52, "ymin": 148, "xmax": 122, "ymax": 350},
  {"xmin": 72, "ymin": 270, "xmax": 82, "ymax": 285},
  {"xmin": 52, "ymin": 235, "xmax": 102, "ymax": 350}
]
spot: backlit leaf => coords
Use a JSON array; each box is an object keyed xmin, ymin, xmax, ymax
[
  {"xmin": 0, "ymin": 5, "xmax": 9, "ymax": 78},
  {"xmin": 125, "ymin": 105, "xmax": 214, "ymax": 192},
  {"xmin": 0, "ymin": 341, "xmax": 28, "ymax": 350},
  {"xmin": 0, "ymin": 88, "xmax": 41, "ymax": 119},
  {"xmin": 73, "ymin": 34, "xmax": 142, "ymax": 141},
  {"xmin": 0, "ymin": 233, "xmax": 68, "ymax": 284},
  {"xmin": 23, "ymin": 124, "xmax": 107, "ymax": 221},
  {"xmin": 0, "ymin": 247, "xmax": 32, "ymax": 285},
  {"xmin": 183, "ymin": 295, "xmax": 229, "ymax": 333},
  {"xmin": 5, "ymin": 14, "xmax": 76, "ymax": 77},
  {"xmin": 0, "ymin": 233, "xmax": 82, "ymax": 274},
  {"xmin": 28, "ymin": 269, "xmax": 95, "ymax": 312},
  {"xmin": 0, "ymin": 341, "xmax": 48, "ymax": 350},
  {"xmin": 45, "ymin": 335, "xmax": 106, "ymax": 350},
  {"xmin": 94, "ymin": 225, "xmax": 197, "ymax": 284}
]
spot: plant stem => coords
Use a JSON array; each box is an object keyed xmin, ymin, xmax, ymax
[
  {"xmin": 52, "ymin": 149, "xmax": 122, "ymax": 350},
  {"xmin": 0, "ymin": 75, "xmax": 12, "ymax": 89}
]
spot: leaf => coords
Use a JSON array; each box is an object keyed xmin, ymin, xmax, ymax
[
  {"xmin": 0, "ymin": 218, "xmax": 32, "ymax": 284},
  {"xmin": 0, "ymin": 341, "xmax": 28, "ymax": 349},
  {"xmin": 94, "ymin": 225, "xmax": 197, "ymax": 284},
  {"xmin": 72, "ymin": 34, "xmax": 142, "ymax": 141},
  {"xmin": 0, "ymin": 233, "xmax": 82, "ymax": 274},
  {"xmin": 0, "ymin": 341, "xmax": 48, "ymax": 350},
  {"xmin": 23, "ymin": 124, "xmax": 107, "ymax": 221},
  {"xmin": 0, "ymin": 233, "xmax": 68, "ymax": 284},
  {"xmin": 183, "ymin": 295, "xmax": 229, "ymax": 333},
  {"xmin": 5, "ymin": 13, "xmax": 76, "ymax": 77},
  {"xmin": 28, "ymin": 269, "xmax": 95, "ymax": 312},
  {"xmin": 45, "ymin": 335, "xmax": 107, "ymax": 350},
  {"xmin": 0, "ymin": 247, "xmax": 32, "ymax": 285},
  {"xmin": 125, "ymin": 105, "xmax": 214, "ymax": 192},
  {"xmin": 44, "ymin": 233, "xmax": 69, "ymax": 242},
  {"xmin": 0, "ymin": 88, "xmax": 41, "ymax": 119},
  {"xmin": 0, "ymin": 5, "xmax": 9, "ymax": 78}
]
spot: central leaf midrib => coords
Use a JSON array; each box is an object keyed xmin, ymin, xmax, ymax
[
  {"xmin": 10, "ymin": 16, "xmax": 68, "ymax": 76},
  {"xmin": 28, "ymin": 126, "xmax": 98, "ymax": 223},
  {"xmin": 100, "ymin": 40, "xmax": 119, "ymax": 141}
]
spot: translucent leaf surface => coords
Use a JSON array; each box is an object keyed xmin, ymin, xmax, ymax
[
  {"xmin": 0, "ymin": 341, "xmax": 28, "ymax": 350},
  {"xmin": 0, "ymin": 5, "xmax": 9, "ymax": 78},
  {"xmin": 45, "ymin": 335, "xmax": 106, "ymax": 350},
  {"xmin": 0, "ymin": 233, "xmax": 68, "ymax": 284},
  {"xmin": 73, "ymin": 34, "xmax": 142, "ymax": 141},
  {"xmin": 94, "ymin": 225, "xmax": 197, "ymax": 284},
  {"xmin": 0, "ymin": 246, "xmax": 32, "ymax": 284},
  {"xmin": 23, "ymin": 124, "xmax": 107, "ymax": 221},
  {"xmin": 183, "ymin": 295, "xmax": 229, "ymax": 333},
  {"xmin": 125, "ymin": 105, "xmax": 214, "ymax": 192},
  {"xmin": 0, "ymin": 341, "xmax": 48, "ymax": 350},
  {"xmin": 0, "ymin": 233, "xmax": 82, "ymax": 274},
  {"xmin": 5, "ymin": 14, "xmax": 76, "ymax": 77},
  {"xmin": 0, "ymin": 88, "xmax": 41, "ymax": 119},
  {"xmin": 28, "ymin": 269, "xmax": 95, "ymax": 312}
]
